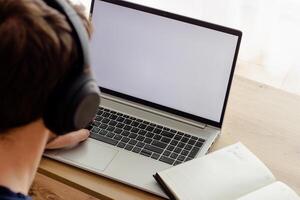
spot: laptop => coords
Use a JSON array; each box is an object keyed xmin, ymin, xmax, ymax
[{"xmin": 45, "ymin": 0, "xmax": 242, "ymax": 198}]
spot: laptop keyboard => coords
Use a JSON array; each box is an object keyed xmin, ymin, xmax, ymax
[{"xmin": 87, "ymin": 107, "xmax": 206, "ymax": 166}]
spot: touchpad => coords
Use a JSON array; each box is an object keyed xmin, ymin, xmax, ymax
[{"xmin": 57, "ymin": 139, "xmax": 118, "ymax": 171}]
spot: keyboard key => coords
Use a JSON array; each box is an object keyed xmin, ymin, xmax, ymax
[
  {"xmin": 117, "ymin": 142, "xmax": 126, "ymax": 148},
  {"xmin": 198, "ymin": 138, "xmax": 206, "ymax": 143},
  {"xmin": 174, "ymin": 135, "xmax": 182, "ymax": 141},
  {"xmin": 92, "ymin": 121, "xmax": 101, "ymax": 127},
  {"xmin": 153, "ymin": 128, "xmax": 162, "ymax": 134},
  {"xmin": 125, "ymin": 144, "xmax": 134, "ymax": 151},
  {"xmin": 146, "ymin": 126, "xmax": 154, "ymax": 132},
  {"xmin": 106, "ymin": 132, "xmax": 115, "ymax": 138},
  {"xmin": 121, "ymin": 137, "xmax": 129, "ymax": 143},
  {"xmin": 102, "ymin": 112, "xmax": 110, "ymax": 118},
  {"xmin": 114, "ymin": 128, "xmax": 122, "ymax": 134},
  {"xmin": 167, "ymin": 145, "xmax": 175, "ymax": 151},
  {"xmin": 101, "ymin": 118, "xmax": 109, "ymax": 124},
  {"xmin": 107, "ymin": 126, "xmax": 115, "ymax": 132},
  {"xmin": 152, "ymin": 140, "xmax": 167, "ymax": 149},
  {"xmin": 110, "ymin": 110, "xmax": 116, "ymax": 114},
  {"xmin": 163, "ymin": 150, "xmax": 171, "ymax": 156},
  {"xmin": 97, "ymin": 110, "xmax": 103, "ymax": 115},
  {"xmin": 114, "ymin": 135, "xmax": 122, "ymax": 140},
  {"xmin": 124, "ymin": 125, "xmax": 132, "ymax": 131},
  {"xmin": 159, "ymin": 156, "xmax": 175, "ymax": 165},
  {"xmin": 138, "ymin": 130, "xmax": 147, "ymax": 135},
  {"xmin": 185, "ymin": 157, "xmax": 193, "ymax": 162},
  {"xmin": 129, "ymin": 139, "xmax": 137, "ymax": 145},
  {"xmin": 131, "ymin": 121, "xmax": 139, "ymax": 127},
  {"xmin": 170, "ymin": 140, "xmax": 178, "ymax": 146},
  {"xmin": 174, "ymin": 147, "xmax": 182, "ymax": 154},
  {"xmin": 116, "ymin": 123, "xmax": 125, "ymax": 129},
  {"xmin": 170, "ymin": 129, "xmax": 177, "ymax": 133},
  {"xmin": 95, "ymin": 115, "xmax": 103, "ymax": 121},
  {"xmin": 174, "ymin": 161, "xmax": 182, "ymax": 165},
  {"xmin": 132, "ymin": 147, "xmax": 141, "ymax": 153},
  {"xmin": 156, "ymin": 125, "xmax": 163, "ymax": 129},
  {"xmin": 184, "ymin": 144, "xmax": 192, "ymax": 150},
  {"xmin": 151, "ymin": 153, "xmax": 160, "ymax": 160},
  {"xmin": 145, "ymin": 132, "xmax": 154, "ymax": 138},
  {"xmin": 116, "ymin": 117, "xmax": 125, "ymax": 122},
  {"xmin": 153, "ymin": 135, "xmax": 162, "ymax": 140},
  {"xmin": 181, "ymin": 137, "xmax": 189, "ymax": 142},
  {"xmin": 108, "ymin": 120, "xmax": 117, "ymax": 126},
  {"xmin": 129, "ymin": 116, "xmax": 136, "ymax": 120},
  {"xmin": 195, "ymin": 141, "xmax": 204, "ymax": 148},
  {"xmin": 161, "ymin": 131, "xmax": 174, "ymax": 138},
  {"xmin": 144, "ymin": 138, "xmax": 152, "ymax": 144},
  {"xmin": 124, "ymin": 119, "xmax": 132, "ymax": 125},
  {"xmin": 177, "ymin": 155, "xmax": 185, "ymax": 161},
  {"xmin": 99, "ymin": 129, "xmax": 107, "ymax": 135},
  {"xmin": 177, "ymin": 132, "xmax": 184, "ymax": 136},
  {"xmin": 191, "ymin": 136, "xmax": 198, "ymax": 140},
  {"xmin": 136, "ymin": 142, "xmax": 145, "ymax": 148},
  {"xmin": 140, "ymin": 149, "xmax": 152, "ymax": 157},
  {"xmin": 91, "ymin": 127, "xmax": 100, "ymax": 134},
  {"xmin": 181, "ymin": 150, "xmax": 189, "ymax": 156},
  {"xmin": 161, "ymin": 137, "xmax": 171, "ymax": 143},
  {"xmin": 189, "ymin": 147, "xmax": 200, "ymax": 158},
  {"xmin": 136, "ymin": 135, "xmax": 145, "ymax": 141},
  {"xmin": 170, "ymin": 153, "xmax": 178, "ymax": 159},
  {"xmin": 90, "ymin": 134, "xmax": 118, "ymax": 146},
  {"xmin": 188, "ymin": 139, "xmax": 196, "ymax": 145},
  {"xmin": 142, "ymin": 121, "xmax": 150, "ymax": 125},
  {"xmin": 109, "ymin": 114, "xmax": 118, "ymax": 120},
  {"xmin": 144, "ymin": 144, "xmax": 163, "ymax": 154},
  {"xmin": 129, "ymin": 133, "xmax": 137, "ymax": 139},
  {"xmin": 138, "ymin": 124, "xmax": 146, "ymax": 129},
  {"xmin": 177, "ymin": 142, "xmax": 185, "ymax": 148},
  {"xmin": 163, "ymin": 127, "xmax": 170, "ymax": 131},
  {"xmin": 136, "ymin": 119, "xmax": 143, "ymax": 122},
  {"xmin": 131, "ymin": 127, "xmax": 139, "ymax": 133},
  {"xmin": 121, "ymin": 131, "xmax": 130, "ymax": 137},
  {"xmin": 149, "ymin": 123, "xmax": 156, "ymax": 127},
  {"xmin": 99, "ymin": 124, "xmax": 108, "ymax": 129}
]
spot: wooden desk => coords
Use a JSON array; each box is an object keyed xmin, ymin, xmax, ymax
[{"xmin": 34, "ymin": 75, "xmax": 300, "ymax": 199}]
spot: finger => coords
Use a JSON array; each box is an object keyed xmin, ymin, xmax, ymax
[{"xmin": 46, "ymin": 129, "xmax": 90, "ymax": 149}]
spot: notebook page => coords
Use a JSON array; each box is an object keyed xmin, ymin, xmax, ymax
[
  {"xmin": 237, "ymin": 182, "xmax": 300, "ymax": 200},
  {"xmin": 158, "ymin": 142, "xmax": 275, "ymax": 200}
]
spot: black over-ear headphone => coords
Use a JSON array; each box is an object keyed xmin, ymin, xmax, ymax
[{"xmin": 43, "ymin": 0, "xmax": 101, "ymax": 135}]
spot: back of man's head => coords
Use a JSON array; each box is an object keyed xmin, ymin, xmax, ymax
[{"xmin": 0, "ymin": 0, "xmax": 91, "ymax": 132}]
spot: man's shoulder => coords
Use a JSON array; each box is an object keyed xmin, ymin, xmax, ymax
[{"xmin": 0, "ymin": 186, "xmax": 31, "ymax": 200}]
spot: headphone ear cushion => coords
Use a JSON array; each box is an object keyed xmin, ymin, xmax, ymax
[{"xmin": 44, "ymin": 75, "xmax": 100, "ymax": 135}]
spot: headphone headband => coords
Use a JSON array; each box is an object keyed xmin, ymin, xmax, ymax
[{"xmin": 44, "ymin": 0, "xmax": 90, "ymax": 70}]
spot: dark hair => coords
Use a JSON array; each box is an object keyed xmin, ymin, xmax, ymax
[{"xmin": 0, "ymin": 0, "xmax": 92, "ymax": 132}]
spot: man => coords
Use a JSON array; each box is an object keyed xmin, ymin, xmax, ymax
[{"xmin": 0, "ymin": 0, "xmax": 93, "ymax": 199}]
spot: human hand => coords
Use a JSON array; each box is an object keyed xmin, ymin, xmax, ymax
[{"xmin": 46, "ymin": 129, "xmax": 90, "ymax": 149}]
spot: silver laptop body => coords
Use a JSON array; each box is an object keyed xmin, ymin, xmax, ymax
[{"xmin": 45, "ymin": 0, "xmax": 242, "ymax": 198}]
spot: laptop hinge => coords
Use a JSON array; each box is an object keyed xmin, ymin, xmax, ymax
[{"xmin": 102, "ymin": 94, "xmax": 207, "ymax": 129}]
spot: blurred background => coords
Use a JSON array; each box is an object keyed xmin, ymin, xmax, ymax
[{"xmin": 71, "ymin": 0, "xmax": 300, "ymax": 95}]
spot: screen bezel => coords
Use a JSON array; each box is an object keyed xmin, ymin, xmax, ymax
[{"xmin": 90, "ymin": 0, "xmax": 242, "ymax": 128}]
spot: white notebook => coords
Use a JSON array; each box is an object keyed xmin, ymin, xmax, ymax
[{"xmin": 154, "ymin": 142, "xmax": 300, "ymax": 200}]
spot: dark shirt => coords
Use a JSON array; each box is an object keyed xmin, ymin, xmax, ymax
[{"xmin": 0, "ymin": 186, "xmax": 31, "ymax": 200}]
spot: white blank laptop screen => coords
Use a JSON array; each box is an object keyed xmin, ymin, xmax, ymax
[{"xmin": 91, "ymin": 0, "xmax": 239, "ymax": 123}]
